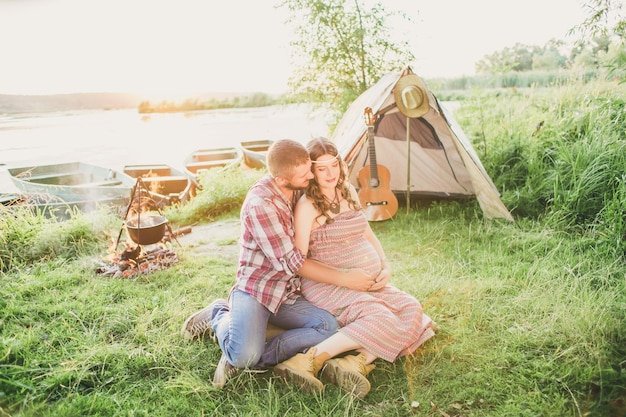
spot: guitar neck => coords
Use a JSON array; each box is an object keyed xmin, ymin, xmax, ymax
[{"xmin": 367, "ymin": 126, "xmax": 379, "ymax": 180}]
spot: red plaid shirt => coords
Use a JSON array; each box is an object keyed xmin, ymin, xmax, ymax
[{"xmin": 234, "ymin": 175, "xmax": 305, "ymax": 314}]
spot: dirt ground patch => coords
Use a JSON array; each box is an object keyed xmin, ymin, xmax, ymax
[{"xmin": 169, "ymin": 218, "xmax": 241, "ymax": 260}]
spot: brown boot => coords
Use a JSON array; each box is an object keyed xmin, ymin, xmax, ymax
[
  {"xmin": 274, "ymin": 347, "xmax": 327, "ymax": 394},
  {"xmin": 320, "ymin": 353, "xmax": 375, "ymax": 398}
]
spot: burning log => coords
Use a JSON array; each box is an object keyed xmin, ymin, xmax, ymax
[
  {"xmin": 96, "ymin": 245, "xmax": 179, "ymax": 278},
  {"xmin": 120, "ymin": 245, "xmax": 141, "ymax": 261}
]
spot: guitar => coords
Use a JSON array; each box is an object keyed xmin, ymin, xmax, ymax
[{"xmin": 357, "ymin": 107, "xmax": 398, "ymax": 221}]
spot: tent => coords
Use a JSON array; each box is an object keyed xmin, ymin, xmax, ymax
[{"xmin": 331, "ymin": 66, "xmax": 513, "ymax": 221}]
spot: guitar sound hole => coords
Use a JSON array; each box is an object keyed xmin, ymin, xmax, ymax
[{"xmin": 369, "ymin": 178, "xmax": 379, "ymax": 187}]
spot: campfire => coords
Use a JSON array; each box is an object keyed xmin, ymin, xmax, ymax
[
  {"xmin": 96, "ymin": 225, "xmax": 190, "ymax": 278},
  {"xmin": 95, "ymin": 177, "xmax": 189, "ymax": 278},
  {"xmin": 96, "ymin": 243, "xmax": 179, "ymax": 278}
]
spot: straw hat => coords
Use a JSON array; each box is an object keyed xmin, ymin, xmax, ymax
[{"xmin": 393, "ymin": 74, "xmax": 429, "ymax": 118}]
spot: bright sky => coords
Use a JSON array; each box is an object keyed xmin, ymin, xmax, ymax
[{"xmin": 0, "ymin": 0, "xmax": 594, "ymax": 97}]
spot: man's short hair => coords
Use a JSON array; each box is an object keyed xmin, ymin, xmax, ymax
[{"xmin": 266, "ymin": 139, "xmax": 310, "ymax": 178}]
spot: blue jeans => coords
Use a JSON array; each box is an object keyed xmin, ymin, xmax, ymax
[{"xmin": 211, "ymin": 289, "xmax": 338, "ymax": 368}]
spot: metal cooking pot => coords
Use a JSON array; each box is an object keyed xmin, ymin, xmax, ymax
[{"xmin": 126, "ymin": 214, "xmax": 168, "ymax": 245}]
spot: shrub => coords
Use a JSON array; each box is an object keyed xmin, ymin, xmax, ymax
[
  {"xmin": 0, "ymin": 207, "xmax": 115, "ymax": 273},
  {"xmin": 164, "ymin": 164, "xmax": 265, "ymax": 226}
]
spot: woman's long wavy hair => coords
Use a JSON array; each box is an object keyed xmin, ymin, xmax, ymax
[{"xmin": 306, "ymin": 137, "xmax": 361, "ymax": 224}]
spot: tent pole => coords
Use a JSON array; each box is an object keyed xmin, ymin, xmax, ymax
[{"xmin": 406, "ymin": 116, "xmax": 410, "ymax": 214}]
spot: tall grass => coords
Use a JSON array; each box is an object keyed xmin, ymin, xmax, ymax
[
  {"xmin": 0, "ymin": 206, "xmax": 118, "ymax": 273},
  {"xmin": 455, "ymin": 80, "xmax": 626, "ymax": 259}
]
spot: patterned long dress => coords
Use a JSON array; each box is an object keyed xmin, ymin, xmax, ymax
[{"xmin": 301, "ymin": 210, "xmax": 435, "ymax": 362}]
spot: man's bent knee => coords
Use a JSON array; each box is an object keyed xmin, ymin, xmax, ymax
[
  {"xmin": 228, "ymin": 346, "xmax": 263, "ymax": 369},
  {"xmin": 317, "ymin": 311, "xmax": 339, "ymax": 333}
]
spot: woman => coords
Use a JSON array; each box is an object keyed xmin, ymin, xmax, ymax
[{"xmin": 274, "ymin": 137, "xmax": 435, "ymax": 398}]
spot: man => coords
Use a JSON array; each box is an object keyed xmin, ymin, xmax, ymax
[{"xmin": 181, "ymin": 139, "xmax": 376, "ymax": 388}]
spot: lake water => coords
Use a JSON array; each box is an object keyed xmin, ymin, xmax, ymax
[{"xmin": 0, "ymin": 104, "xmax": 333, "ymax": 193}]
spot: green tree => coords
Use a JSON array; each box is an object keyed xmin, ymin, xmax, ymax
[
  {"xmin": 571, "ymin": 47, "xmax": 598, "ymax": 69},
  {"xmin": 570, "ymin": 0, "xmax": 625, "ymax": 80},
  {"xmin": 475, "ymin": 43, "xmax": 541, "ymax": 75},
  {"xmin": 279, "ymin": 0, "xmax": 414, "ymax": 116},
  {"xmin": 531, "ymin": 39, "xmax": 567, "ymax": 71}
]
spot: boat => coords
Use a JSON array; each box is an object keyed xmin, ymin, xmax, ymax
[
  {"xmin": 123, "ymin": 164, "xmax": 193, "ymax": 208},
  {"xmin": 183, "ymin": 147, "xmax": 241, "ymax": 186},
  {"xmin": 6, "ymin": 161, "xmax": 135, "ymax": 202},
  {"xmin": 6, "ymin": 162, "xmax": 135, "ymax": 216},
  {"xmin": 239, "ymin": 139, "xmax": 273, "ymax": 170}
]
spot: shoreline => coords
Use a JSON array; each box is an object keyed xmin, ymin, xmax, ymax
[{"xmin": 0, "ymin": 104, "xmax": 332, "ymax": 195}]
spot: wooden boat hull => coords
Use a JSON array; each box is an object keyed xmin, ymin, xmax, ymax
[
  {"xmin": 183, "ymin": 147, "xmax": 241, "ymax": 186},
  {"xmin": 7, "ymin": 161, "xmax": 134, "ymax": 201},
  {"xmin": 240, "ymin": 140, "xmax": 273, "ymax": 170},
  {"xmin": 123, "ymin": 164, "xmax": 192, "ymax": 207}
]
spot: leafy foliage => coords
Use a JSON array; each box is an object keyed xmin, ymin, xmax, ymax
[
  {"xmin": 473, "ymin": 1, "xmax": 625, "ymax": 80},
  {"xmin": 0, "ymin": 207, "xmax": 116, "ymax": 273},
  {"xmin": 137, "ymin": 93, "xmax": 284, "ymax": 114},
  {"xmin": 279, "ymin": 0, "xmax": 413, "ymax": 116},
  {"xmin": 163, "ymin": 163, "xmax": 265, "ymax": 226}
]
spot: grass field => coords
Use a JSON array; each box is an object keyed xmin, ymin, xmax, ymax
[{"xmin": 1, "ymin": 79, "xmax": 625, "ymax": 416}]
